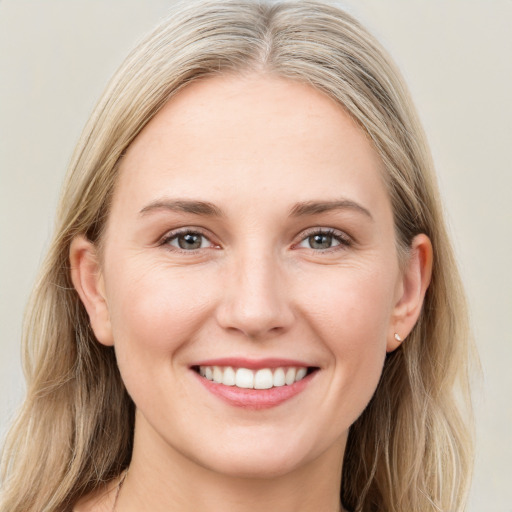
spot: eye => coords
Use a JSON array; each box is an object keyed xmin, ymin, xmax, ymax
[
  {"xmin": 162, "ymin": 229, "xmax": 215, "ymax": 251},
  {"xmin": 296, "ymin": 228, "xmax": 350, "ymax": 251}
]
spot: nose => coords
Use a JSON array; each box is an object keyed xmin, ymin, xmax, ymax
[{"xmin": 215, "ymin": 251, "xmax": 295, "ymax": 340}]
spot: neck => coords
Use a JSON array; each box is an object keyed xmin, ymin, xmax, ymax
[{"xmin": 117, "ymin": 414, "xmax": 346, "ymax": 512}]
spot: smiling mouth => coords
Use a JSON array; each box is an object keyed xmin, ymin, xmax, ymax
[{"xmin": 191, "ymin": 365, "xmax": 319, "ymax": 390}]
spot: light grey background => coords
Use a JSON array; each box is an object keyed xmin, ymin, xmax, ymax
[{"xmin": 1, "ymin": 1, "xmax": 511, "ymax": 510}]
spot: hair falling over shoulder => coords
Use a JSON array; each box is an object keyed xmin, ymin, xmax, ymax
[{"xmin": 0, "ymin": 1, "xmax": 476, "ymax": 511}]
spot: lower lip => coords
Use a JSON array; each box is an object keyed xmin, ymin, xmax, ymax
[{"xmin": 193, "ymin": 370, "xmax": 316, "ymax": 410}]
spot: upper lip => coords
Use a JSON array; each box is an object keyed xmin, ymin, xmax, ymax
[{"xmin": 190, "ymin": 357, "xmax": 316, "ymax": 370}]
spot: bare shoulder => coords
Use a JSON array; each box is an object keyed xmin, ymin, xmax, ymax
[{"xmin": 72, "ymin": 480, "xmax": 118, "ymax": 512}]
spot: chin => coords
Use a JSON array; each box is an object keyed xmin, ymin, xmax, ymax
[
  {"xmin": 200, "ymin": 451, "xmax": 306, "ymax": 479},
  {"xmin": 184, "ymin": 429, "xmax": 330, "ymax": 480}
]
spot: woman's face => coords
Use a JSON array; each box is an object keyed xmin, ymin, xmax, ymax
[{"xmin": 80, "ymin": 74, "xmax": 411, "ymax": 477}]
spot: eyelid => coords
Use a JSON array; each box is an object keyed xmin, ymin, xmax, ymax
[
  {"xmin": 157, "ymin": 225, "xmax": 352, "ymax": 254},
  {"xmin": 293, "ymin": 227, "xmax": 352, "ymax": 251},
  {"xmin": 159, "ymin": 227, "xmax": 219, "ymax": 252}
]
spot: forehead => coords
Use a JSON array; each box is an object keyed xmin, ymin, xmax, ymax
[{"xmin": 113, "ymin": 73, "xmax": 389, "ymax": 220}]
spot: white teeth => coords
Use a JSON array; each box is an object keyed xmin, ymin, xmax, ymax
[
  {"xmin": 235, "ymin": 368, "xmax": 254, "ymax": 389},
  {"xmin": 222, "ymin": 366, "xmax": 236, "ymax": 386},
  {"xmin": 273, "ymin": 367, "xmax": 286, "ymax": 387},
  {"xmin": 197, "ymin": 365, "xmax": 311, "ymax": 389},
  {"xmin": 254, "ymin": 369, "xmax": 273, "ymax": 389},
  {"xmin": 285, "ymin": 367, "xmax": 296, "ymax": 385},
  {"xmin": 295, "ymin": 367, "xmax": 307, "ymax": 382},
  {"xmin": 213, "ymin": 366, "xmax": 223, "ymax": 384}
]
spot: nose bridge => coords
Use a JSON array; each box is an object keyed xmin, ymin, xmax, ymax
[{"xmin": 216, "ymin": 240, "xmax": 293, "ymax": 339}]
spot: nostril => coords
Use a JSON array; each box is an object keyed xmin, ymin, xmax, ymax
[{"xmin": 214, "ymin": 279, "xmax": 295, "ymax": 340}]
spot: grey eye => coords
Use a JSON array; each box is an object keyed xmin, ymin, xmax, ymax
[
  {"xmin": 299, "ymin": 233, "xmax": 341, "ymax": 250},
  {"xmin": 168, "ymin": 232, "xmax": 208, "ymax": 250}
]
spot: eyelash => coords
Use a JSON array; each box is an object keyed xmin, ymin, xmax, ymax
[
  {"xmin": 159, "ymin": 227, "xmax": 351, "ymax": 254},
  {"xmin": 295, "ymin": 227, "xmax": 352, "ymax": 253},
  {"xmin": 160, "ymin": 228, "xmax": 216, "ymax": 253}
]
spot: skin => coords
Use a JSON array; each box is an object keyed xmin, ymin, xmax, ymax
[{"xmin": 71, "ymin": 73, "xmax": 432, "ymax": 512}]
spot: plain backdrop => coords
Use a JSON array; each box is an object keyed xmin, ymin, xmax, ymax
[{"xmin": 1, "ymin": 1, "xmax": 511, "ymax": 510}]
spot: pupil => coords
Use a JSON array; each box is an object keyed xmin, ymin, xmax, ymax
[
  {"xmin": 179, "ymin": 233, "xmax": 202, "ymax": 249},
  {"xmin": 310, "ymin": 234, "xmax": 332, "ymax": 249}
]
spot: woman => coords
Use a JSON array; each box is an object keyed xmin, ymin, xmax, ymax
[{"xmin": 0, "ymin": 1, "xmax": 474, "ymax": 511}]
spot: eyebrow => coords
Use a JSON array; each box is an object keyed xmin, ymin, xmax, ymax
[
  {"xmin": 289, "ymin": 199, "xmax": 373, "ymax": 220},
  {"xmin": 139, "ymin": 198, "xmax": 373, "ymax": 220},
  {"xmin": 139, "ymin": 199, "xmax": 224, "ymax": 217}
]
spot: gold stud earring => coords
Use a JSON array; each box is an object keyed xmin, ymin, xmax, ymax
[{"xmin": 394, "ymin": 333, "xmax": 402, "ymax": 343}]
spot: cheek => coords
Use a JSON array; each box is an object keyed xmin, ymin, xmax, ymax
[
  {"xmin": 105, "ymin": 263, "xmax": 223, "ymax": 417},
  {"xmin": 299, "ymin": 264, "xmax": 395, "ymax": 416},
  {"xmin": 105, "ymin": 261, "xmax": 217, "ymax": 372},
  {"xmin": 301, "ymin": 262, "xmax": 396, "ymax": 343}
]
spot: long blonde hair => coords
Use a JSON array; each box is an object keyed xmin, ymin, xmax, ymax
[{"xmin": 1, "ymin": 1, "xmax": 474, "ymax": 511}]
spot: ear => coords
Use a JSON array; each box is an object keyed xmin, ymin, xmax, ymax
[
  {"xmin": 387, "ymin": 233, "xmax": 433, "ymax": 352},
  {"xmin": 69, "ymin": 235, "xmax": 114, "ymax": 346}
]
